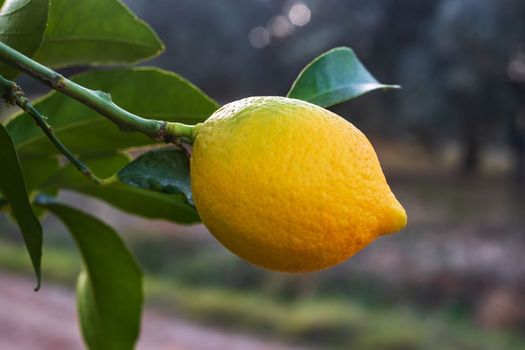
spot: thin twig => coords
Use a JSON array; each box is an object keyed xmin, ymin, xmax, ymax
[{"xmin": 0, "ymin": 74, "xmax": 112, "ymax": 186}]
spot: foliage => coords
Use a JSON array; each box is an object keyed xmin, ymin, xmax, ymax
[
  {"xmin": 0, "ymin": 0, "xmax": 48, "ymax": 78},
  {"xmin": 0, "ymin": 0, "xmax": 395, "ymax": 348},
  {"xmin": 34, "ymin": 0, "xmax": 163, "ymax": 68},
  {"xmin": 0, "ymin": 124, "xmax": 42, "ymax": 288},
  {"xmin": 42, "ymin": 201, "xmax": 143, "ymax": 350},
  {"xmin": 118, "ymin": 147, "xmax": 194, "ymax": 206},
  {"xmin": 287, "ymin": 47, "xmax": 399, "ymax": 107}
]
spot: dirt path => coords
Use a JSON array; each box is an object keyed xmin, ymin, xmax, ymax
[{"xmin": 0, "ymin": 272, "xmax": 307, "ymax": 350}]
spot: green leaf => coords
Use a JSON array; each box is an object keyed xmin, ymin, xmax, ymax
[
  {"xmin": 7, "ymin": 67, "xmax": 219, "ymax": 157},
  {"xmin": 287, "ymin": 47, "xmax": 400, "ymax": 108},
  {"xmin": 0, "ymin": 124, "xmax": 42, "ymax": 289},
  {"xmin": 0, "ymin": 0, "xmax": 49, "ymax": 78},
  {"xmin": 20, "ymin": 156, "xmax": 59, "ymax": 192},
  {"xmin": 20, "ymin": 156, "xmax": 59, "ymax": 218},
  {"xmin": 45, "ymin": 153, "xmax": 199, "ymax": 224},
  {"xmin": 118, "ymin": 147, "xmax": 194, "ymax": 206},
  {"xmin": 34, "ymin": 0, "xmax": 164, "ymax": 68},
  {"xmin": 76, "ymin": 271, "xmax": 103, "ymax": 349},
  {"xmin": 41, "ymin": 200, "xmax": 143, "ymax": 350}
]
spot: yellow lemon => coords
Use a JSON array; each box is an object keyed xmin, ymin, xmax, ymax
[{"xmin": 190, "ymin": 96, "xmax": 406, "ymax": 272}]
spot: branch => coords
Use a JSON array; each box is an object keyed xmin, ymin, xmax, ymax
[
  {"xmin": 0, "ymin": 75, "xmax": 114, "ymax": 185},
  {"xmin": 0, "ymin": 41, "xmax": 194, "ymax": 142}
]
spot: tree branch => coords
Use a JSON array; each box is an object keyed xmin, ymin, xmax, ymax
[
  {"xmin": 0, "ymin": 41, "xmax": 194, "ymax": 142},
  {"xmin": 0, "ymin": 75, "xmax": 114, "ymax": 186}
]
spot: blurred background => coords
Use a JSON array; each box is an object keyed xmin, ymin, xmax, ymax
[{"xmin": 1, "ymin": 0, "xmax": 525, "ymax": 349}]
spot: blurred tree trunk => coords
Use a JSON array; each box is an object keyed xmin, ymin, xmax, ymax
[
  {"xmin": 455, "ymin": 90, "xmax": 483, "ymax": 175},
  {"xmin": 509, "ymin": 81, "xmax": 525, "ymax": 184},
  {"xmin": 461, "ymin": 128, "xmax": 481, "ymax": 174},
  {"xmin": 509, "ymin": 108, "xmax": 525, "ymax": 183}
]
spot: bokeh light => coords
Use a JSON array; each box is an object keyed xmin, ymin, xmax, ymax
[
  {"xmin": 248, "ymin": 26, "xmax": 271, "ymax": 48},
  {"xmin": 288, "ymin": 2, "xmax": 311, "ymax": 27},
  {"xmin": 268, "ymin": 15, "xmax": 294, "ymax": 38}
]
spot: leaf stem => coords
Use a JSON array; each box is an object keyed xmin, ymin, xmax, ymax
[
  {"xmin": 0, "ymin": 75, "xmax": 112, "ymax": 185},
  {"xmin": 0, "ymin": 41, "xmax": 194, "ymax": 142}
]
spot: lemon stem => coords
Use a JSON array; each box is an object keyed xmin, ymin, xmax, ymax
[{"xmin": 0, "ymin": 41, "xmax": 194, "ymax": 143}]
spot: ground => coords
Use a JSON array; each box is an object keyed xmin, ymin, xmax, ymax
[{"xmin": 0, "ymin": 272, "xmax": 309, "ymax": 350}]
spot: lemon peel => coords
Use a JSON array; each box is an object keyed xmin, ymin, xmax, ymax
[{"xmin": 191, "ymin": 96, "xmax": 406, "ymax": 272}]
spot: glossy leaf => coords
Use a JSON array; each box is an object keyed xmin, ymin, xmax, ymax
[
  {"xmin": 287, "ymin": 47, "xmax": 400, "ymax": 107},
  {"xmin": 0, "ymin": 0, "xmax": 49, "ymax": 78},
  {"xmin": 0, "ymin": 124, "xmax": 42, "ymax": 289},
  {"xmin": 34, "ymin": 0, "xmax": 164, "ymax": 68},
  {"xmin": 41, "ymin": 200, "xmax": 143, "ymax": 350},
  {"xmin": 7, "ymin": 67, "xmax": 219, "ymax": 157},
  {"xmin": 45, "ymin": 153, "xmax": 199, "ymax": 223},
  {"xmin": 118, "ymin": 147, "xmax": 194, "ymax": 206}
]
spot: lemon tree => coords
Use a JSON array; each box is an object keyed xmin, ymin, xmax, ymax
[{"xmin": 0, "ymin": 0, "xmax": 405, "ymax": 348}]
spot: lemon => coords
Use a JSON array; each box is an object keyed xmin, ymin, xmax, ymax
[{"xmin": 190, "ymin": 96, "xmax": 406, "ymax": 272}]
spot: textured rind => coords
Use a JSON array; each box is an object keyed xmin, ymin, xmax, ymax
[{"xmin": 191, "ymin": 96, "xmax": 407, "ymax": 272}]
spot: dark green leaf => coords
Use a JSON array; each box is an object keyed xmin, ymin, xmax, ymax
[
  {"xmin": 20, "ymin": 156, "xmax": 59, "ymax": 192},
  {"xmin": 20, "ymin": 156, "xmax": 59, "ymax": 218},
  {"xmin": 7, "ymin": 67, "xmax": 219, "ymax": 157},
  {"xmin": 0, "ymin": 0, "xmax": 49, "ymax": 78},
  {"xmin": 287, "ymin": 47, "xmax": 400, "ymax": 107},
  {"xmin": 0, "ymin": 124, "xmax": 42, "ymax": 289},
  {"xmin": 45, "ymin": 153, "xmax": 199, "ymax": 224},
  {"xmin": 34, "ymin": 0, "xmax": 164, "ymax": 68},
  {"xmin": 118, "ymin": 147, "xmax": 194, "ymax": 206},
  {"xmin": 77, "ymin": 183, "xmax": 199, "ymax": 224},
  {"xmin": 41, "ymin": 200, "xmax": 143, "ymax": 350}
]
